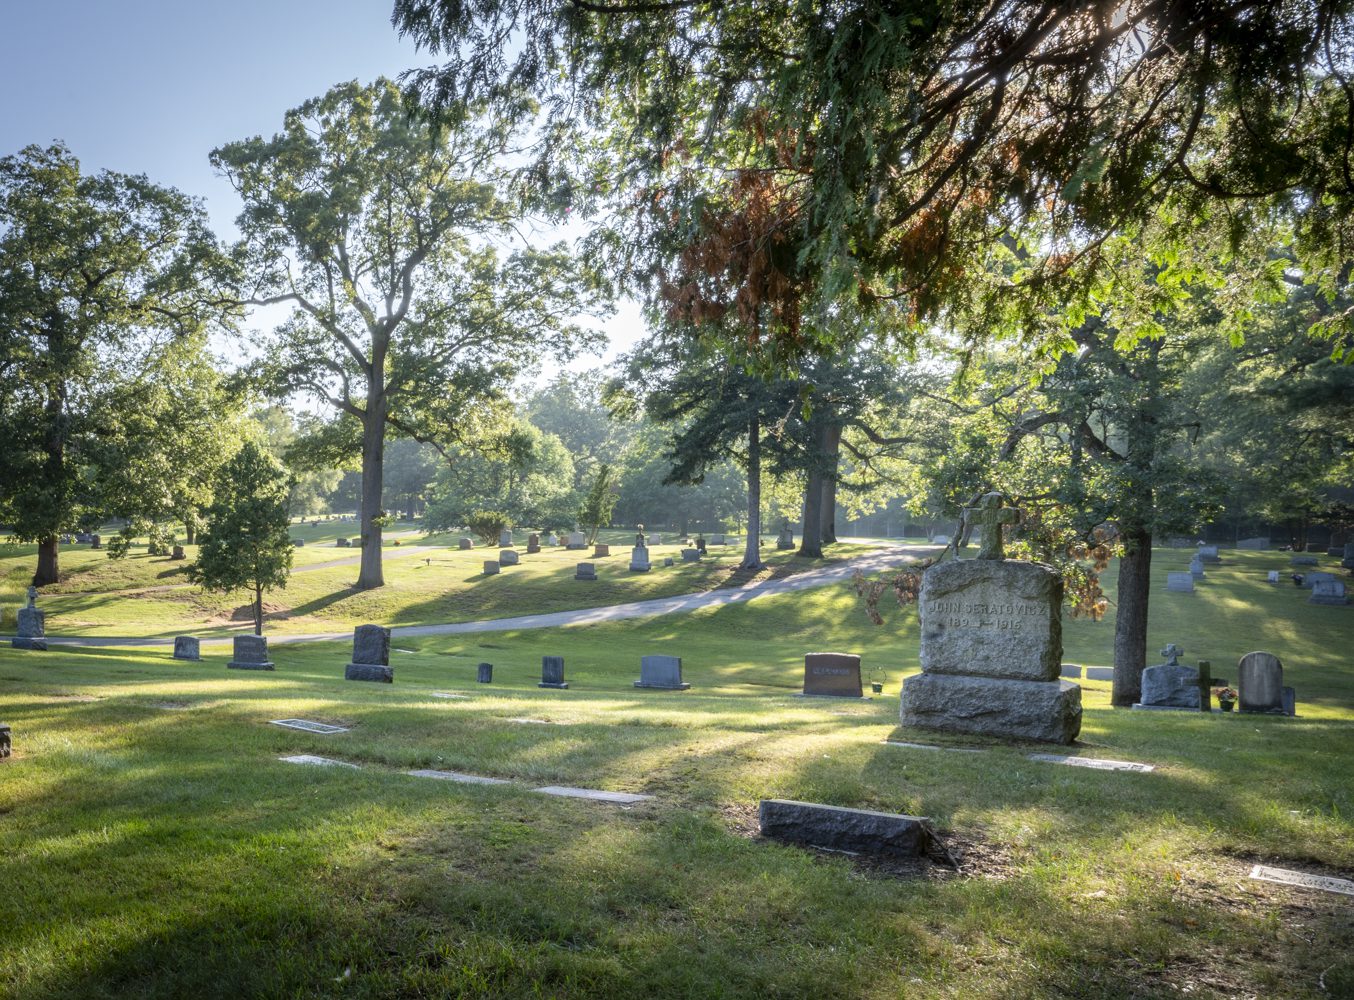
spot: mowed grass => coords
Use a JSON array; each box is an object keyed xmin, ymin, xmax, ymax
[
  {"xmin": 2, "ymin": 525, "xmax": 868, "ymax": 638},
  {"xmin": 1, "ymin": 546, "xmax": 1351, "ymax": 998}
]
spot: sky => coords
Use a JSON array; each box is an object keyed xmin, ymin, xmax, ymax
[{"xmin": 0, "ymin": 0, "xmax": 642, "ymax": 370}]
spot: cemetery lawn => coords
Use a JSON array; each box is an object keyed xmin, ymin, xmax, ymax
[{"xmin": 2, "ymin": 548, "xmax": 1352, "ymax": 998}]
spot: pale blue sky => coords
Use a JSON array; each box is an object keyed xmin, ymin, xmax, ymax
[{"xmin": 0, "ymin": 0, "xmax": 639, "ymax": 362}]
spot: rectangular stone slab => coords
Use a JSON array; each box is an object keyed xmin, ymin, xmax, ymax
[
  {"xmin": 801, "ymin": 652, "xmax": 864, "ymax": 697},
  {"xmin": 345, "ymin": 663, "xmax": 394, "ymax": 683},
  {"xmin": 1028, "ymin": 753, "xmax": 1155, "ymax": 773},
  {"xmin": 918, "ymin": 559, "xmax": 1062, "ymax": 681},
  {"xmin": 882, "ymin": 740, "xmax": 984, "ymax": 753},
  {"xmin": 901, "ymin": 672, "xmax": 1082, "ymax": 744},
  {"xmin": 279, "ymin": 755, "xmax": 357, "ymax": 768},
  {"xmin": 351, "ymin": 624, "xmax": 390, "ymax": 666},
  {"xmin": 534, "ymin": 786, "xmax": 653, "ymax": 803},
  {"xmin": 1248, "ymin": 865, "xmax": 1354, "ymax": 897},
  {"xmin": 758, "ymin": 799, "xmax": 933, "ymax": 858},
  {"xmin": 228, "ymin": 635, "xmax": 274, "ymax": 670},
  {"xmin": 172, "ymin": 636, "xmax": 200, "ymax": 661},
  {"xmin": 270, "ymin": 718, "xmax": 349, "ymax": 734},
  {"xmin": 408, "ymin": 769, "xmax": 511, "ymax": 785},
  {"xmin": 635, "ymin": 654, "xmax": 689, "ymax": 690}
]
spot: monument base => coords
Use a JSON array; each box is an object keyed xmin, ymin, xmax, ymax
[
  {"xmin": 634, "ymin": 681, "xmax": 690, "ymax": 690},
  {"xmin": 792, "ymin": 692, "xmax": 872, "ymax": 701},
  {"xmin": 228, "ymin": 661, "xmax": 275, "ymax": 671},
  {"xmin": 345, "ymin": 663, "xmax": 393, "ymax": 683},
  {"xmin": 538, "ymin": 682, "xmax": 569, "ymax": 689},
  {"xmin": 901, "ymin": 673, "xmax": 1081, "ymax": 744}
]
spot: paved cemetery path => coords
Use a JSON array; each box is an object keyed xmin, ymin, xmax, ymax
[{"xmin": 17, "ymin": 545, "xmax": 926, "ymax": 649}]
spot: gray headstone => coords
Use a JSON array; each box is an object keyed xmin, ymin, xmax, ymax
[
  {"xmin": 171, "ymin": 545, "xmax": 186, "ymax": 559},
  {"xmin": 710, "ymin": 533, "xmax": 726, "ymax": 545},
  {"xmin": 90, "ymin": 534, "xmax": 101, "ymax": 549},
  {"xmin": 409, "ymin": 769, "xmax": 510, "ymax": 785},
  {"xmin": 540, "ymin": 655, "xmax": 568, "ymax": 689},
  {"xmin": 483, "ymin": 560, "xmax": 500, "ymax": 575},
  {"xmin": 227, "ymin": 634, "xmax": 274, "ymax": 671},
  {"xmin": 1237, "ymin": 651, "xmax": 1284, "ymax": 714},
  {"xmin": 663, "ymin": 556, "xmax": 674, "ymax": 567},
  {"xmin": 499, "ymin": 529, "xmax": 513, "ymax": 548},
  {"xmin": 1197, "ymin": 544, "xmax": 1221, "ymax": 563},
  {"xmin": 1310, "ymin": 579, "xmax": 1349, "ymax": 605},
  {"xmin": 172, "ymin": 636, "xmax": 200, "ymax": 661},
  {"xmin": 759, "ymin": 799, "xmax": 933, "ymax": 858},
  {"xmin": 346, "ymin": 624, "xmax": 392, "ymax": 683},
  {"xmin": 1249, "ymin": 865, "xmax": 1354, "ymax": 897},
  {"xmin": 0, "ymin": 723, "xmax": 9, "ymax": 758},
  {"xmin": 535, "ymin": 786, "xmax": 652, "ymax": 804},
  {"xmin": 1301, "ymin": 571, "xmax": 1335, "ymax": 590},
  {"xmin": 1166, "ymin": 572, "xmax": 1195, "ymax": 593},
  {"xmin": 800, "ymin": 652, "xmax": 864, "ymax": 698},
  {"xmin": 593, "ymin": 543, "xmax": 611, "ymax": 557},
  {"xmin": 902, "ymin": 673, "xmax": 1082, "ymax": 744},
  {"xmin": 13, "ymin": 604, "xmax": 47, "ymax": 651},
  {"xmin": 527, "ymin": 533, "xmax": 541, "ymax": 554},
  {"xmin": 1028, "ymin": 753, "xmax": 1155, "ymax": 773},
  {"xmin": 1282, "ymin": 686, "xmax": 1297, "ymax": 716},
  {"xmin": 567, "ymin": 531, "xmax": 587, "ymax": 549},
  {"xmin": 546, "ymin": 533, "xmax": 560, "ymax": 546},
  {"xmin": 1085, "ymin": 666, "xmax": 1115, "ymax": 682},
  {"xmin": 629, "ymin": 545, "xmax": 651, "ymax": 573},
  {"xmin": 648, "ymin": 534, "xmax": 662, "ymax": 546},
  {"xmin": 1137, "ymin": 663, "xmax": 1200, "ymax": 709},
  {"xmin": 635, "ymin": 654, "xmax": 689, "ymax": 690},
  {"xmin": 499, "ymin": 549, "xmax": 519, "ymax": 566},
  {"xmin": 575, "ymin": 562, "xmax": 596, "ymax": 581},
  {"xmin": 477, "ymin": 662, "xmax": 493, "ymax": 683},
  {"xmin": 1290, "ymin": 555, "xmax": 1318, "ymax": 566},
  {"xmin": 1059, "ymin": 664, "xmax": 1082, "ymax": 679},
  {"xmin": 1237, "ymin": 537, "xmax": 1270, "ymax": 550},
  {"xmin": 931, "ymin": 534, "xmax": 951, "ymax": 545},
  {"xmin": 459, "ymin": 537, "xmax": 474, "ymax": 550},
  {"xmin": 681, "ymin": 548, "xmax": 701, "ymax": 562},
  {"xmin": 1188, "ymin": 555, "xmax": 1205, "ymax": 579},
  {"xmin": 1267, "ymin": 570, "xmax": 1281, "ymax": 583},
  {"xmin": 336, "ymin": 537, "xmax": 350, "ymax": 548}
]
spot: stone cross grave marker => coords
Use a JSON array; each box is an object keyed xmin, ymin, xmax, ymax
[
  {"xmin": 539, "ymin": 655, "xmax": 569, "ymax": 689},
  {"xmin": 634, "ymin": 654, "xmax": 690, "ymax": 690},
  {"xmin": 799, "ymin": 652, "xmax": 864, "ymax": 698},
  {"xmin": 227, "ymin": 635, "xmax": 274, "ymax": 671},
  {"xmin": 1134, "ymin": 644, "xmax": 1200, "ymax": 710},
  {"xmin": 345, "ymin": 624, "xmax": 393, "ymax": 683},
  {"xmin": 962, "ymin": 493, "xmax": 1019, "ymax": 560}
]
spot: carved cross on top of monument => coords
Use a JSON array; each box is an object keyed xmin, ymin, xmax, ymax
[
  {"xmin": 26, "ymin": 585, "xmax": 37, "ymax": 608},
  {"xmin": 963, "ymin": 493, "xmax": 1020, "ymax": 560},
  {"xmin": 1160, "ymin": 643, "xmax": 1183, "ymax": 665}
]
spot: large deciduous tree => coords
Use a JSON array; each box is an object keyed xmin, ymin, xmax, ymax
[
  {"xmin": 0, "ymin": 143, "xmax": 229, "ymax": 585},
  {"xmin": 213, "ymin": 79, "xmax": 603, "ymax": 590}
]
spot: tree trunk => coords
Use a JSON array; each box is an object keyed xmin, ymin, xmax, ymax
[
  {"xmin": 819, "ymin": 424, "xmax": 841, "ymax": 545},
  {"xmin": 741, "ymin": 415, "xmax": 763, "ymax": 569},
  {"xmin": 799, "ymin": 468, "xmax": 824, "ymax": 558},
  {"xmin": 34, "ymin": 535, "xmax": 59, "ymax": 587},
  {"xmin": 254, "ymin": 582, "xmax": 263, "ymax": 637},
  {"xmin": 1112, "ymin": 524, "xmax": 1153, "ymax": 706},
  {"xmin": 406, "ymin": 494, "xmax": 416, "ymax": 521},
  {"xmin": 357, "ymin": 391, "xmax": 387, "ymax": 589},
  {"xmin": 184, "ymin": 517, "xmax": 197, "ymax": 545}
]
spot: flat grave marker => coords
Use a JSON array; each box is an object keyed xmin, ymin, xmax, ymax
[
  {"xmin": 1028, "ymin": 753, "xmax": 1155, "ymax": 773},
  {"xmin": 279, "ymin": 755, "xmax": 358, "ymax": 768},
  {"xmin": 1248, "ymin": 865, "xmax": 1354, "ymax": 897},
  {"xmin": 882, "ymin": 740, "xmax": 984, "ymax": 753},
  {"xmin": 759, "ymin": 799, "xmax": 934, "ymax": 858},
  {"xmin": 270, "ymin": 718, "xmax": 350, "ymax": 734},
  {"xmin": 534, "ymin": 785, "xmax": 653, "ymax": 804},
  {"xmin": 407, "ymin": 769, "xmax": 511, "ymax": 785}
]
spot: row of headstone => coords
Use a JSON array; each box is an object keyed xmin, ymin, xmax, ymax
[{"xmin": 1133, "ymin": 643, "xmax": 1297, "ymax": 715}]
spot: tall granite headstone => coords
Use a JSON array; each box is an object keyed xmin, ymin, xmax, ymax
[
  {"xmin": 900, "ymin": 493, "xmax": 1082, "ymax": 744},
  {"xmin": 540, "ymin": 655, "xmax": 569, "ymax": 689},
  {"xmin": 345, "ymin": 624, "xmax": 393, "ymax": 683},
  {"xmin": 629, "ymin": 545, "xmax": 651, "ymax": 573},
  {"xmin": 227, "ymin": 634, "xmax": 274, "ymax": 671},
  {"xmin": 1310, "ymin": 579, "xmax": 1350, "ymax": 605},
  {"xmin": 1238, "ymin": 651, "xmax": 1289, "ymax": 715},
  {"xmin": 13, "ymin": 586, "xmax": 46, "ymax": 651},
  {"xmin": 499, "ymin": 529, "xmax": 514, "ymax": 548}
]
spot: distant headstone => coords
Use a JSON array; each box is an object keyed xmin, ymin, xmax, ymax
[
  {"xmin": 289, "ymin": 539, "xmax": 303, "ymax": 549},
  {"xmin": 13, "ymin": 586, "xmax": 46, "ymax": 651},
  {"xmin": 0, "ymin": 723, "xmax": 9, "ymax": 758},
  {"xmin": 172, "ymin": 636, "xmax": 200, "ymax": 661},
  {"xmin": 575, "ymin": 562, "xmax": 597, "ymax": 581},
  {"xmin": 900, "ymin": 493, "xmax": 1081, "ymax": 744},
  {"xmin": 483, "ymin": 560, "xmax": 500, "ymax": 575},
  {"xmin": 459, "ymin": 537, "xmax": 473, "ymax": 550},
  {"xmin": 694, "ymin": 537, "xmax": 707, "ymax": 553},
  {"xmin": 499, "ymin": 529, "xmax": 514, "ymax": 548},
  {"xmin": 147, "ymin": 543, "xmax": 162, "ymax": 556},
  {"xmin": 634, "ymin": 654, "xmax": 689, "ymax": 690},
  {"xmin": 1134, "ymin": 643, "xmax": 1200, "ymax": 710},
  {"xmin": 499, "ymin": 549, "xmax": 519, "ymax": 566},
  {"xmin": 345, "ymin": 624, "xmax": 393, "ymax": 683},
  {"xmin": 931, "ymin": 534, "xmax": 951, "ymax": 545},
  {"xmin": 680, "ymin": 548, "xmax": 701, "ymax": 562},
  {"xmin": 477, "ymin": 662, "xmax": 493, "ymax": 683},
  {"xmin": 1197, "ymin": 544, "xmax": 1221, "ymax": 564},
  {"xmin": 710, "ymin": 533, "xmax": 726, "ymax": 545},
  {"xmin": 662, "ymin": 556, "xmax": 674, "ymax": 567},
  {"xmin": 629, "ymin": 545, "xmax": 651, "ymax": 573},
  {"xmin": 337, "ymin": 537, "xmax": 351, "ymax": 548},
  {"xmin": 567, "ymin": 531, "xmax": 587, "ymax": 550},
  {"xmin": 1267, "ymin": 570, "xmax": 1281, "ymax": 583},
  {"xmin": 90, "ymin": 534, "xmax": 101, "ymax": 549},
  {"xmin": 648, "ymin": 534, "xmax": 662, "ymax": 546},
  {"xmin": 227, "ymin": 635, "xmax": 274, "ymax": 671},
  {"xmin": 1188, "ymin": 554, "xmax": 1205, "ymax": 580},
  {"xmin": 1059, "ymin": 664, "xmax": 1082, "ymax": 679},
  {"xmin": 799, "ymin": 652, "xmax": 864, "ymax": 698},
  {"xmin": 593, "ymin": 543, "xmax": 611, "ymax": 557},
  {"xmin": 1166, "ymin": 572, "xmax": 1195, "ymax": 593},
  {"xmin": 1343, "ymin": 542, "xmax": 1354, "ymax": 570},
  {"xmin": 1310, "ymin": 579, "xmax": 1349, "ymax": 605},
  {"xmin": 547, "ymin": 533, "xmax": 560, "ymax": 546},
  {"xmin": 539, "ymin": 655, "xmax": 569, "ymax": 689},
  {"xmin": 527, "ymin": 533, "xmax": 541, "ymax": 554},
  {"xmin": 776, "ymin": 521, "xmax": 795, "ymax": 550},
  {"xmin": 1237, "ymin": 537, "xmax": 1270, "ymax": 550},
  {"xmin": 1085, "ymin": 666, "xmax": 1115, "ymax": 682},
  {"xmin": 172, "ymin": 545, "xmax": 186, "ymax": 560},
  {"xmin": 759, "ymin": 799, "xmax": 933, "ymax": 858},
  {"xmin": 75, "ymin": 532, "xmax": 92, "ymax": 544},
  {"xmin": 1301, "ymin": 571, "xmax": 1335, "ymax": 590},
  {"xmin": 1237, "ymin": 651, "xmax": 1286, "ymax": 715},
  {"xmin": 1290, "ymin": 555, "xmax": 1318, "ymax": 566}
]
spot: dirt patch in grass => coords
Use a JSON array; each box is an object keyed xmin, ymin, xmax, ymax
[{"xmin": 204, "ymin": 600, "xmax": 292, "ymax": 626}]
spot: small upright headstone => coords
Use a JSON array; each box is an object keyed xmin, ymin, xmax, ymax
[
  {"xmin": 593, "ymin": 543, "xmax": 610, "ymax": 558},
  {"xmin": 800, "ymin": 653, "xmax": 864, "ymax": 698},
  {"xmin": 499, "ymin": 549, "xmax": 519, "ymax": 566},
  {"xmin": 931, "ymin": 533, "xmax": 951, "ymax": 545},
  {"xmin": 1301, "ymin": 571, "xmax": 1335, "ymax": 590},
  {"xmin": 1309, "ymin": 579, "xmax": 1349, "ymax": 606},
  {"xmin": 1290, "ymin": 555, "xmax": 1318, "ymax": 567},
  {"xmin": 345, "ymin": 624, "xmax": 393, "ymax": 683},
  {"xmin": 695, "ymin": 537, "xmax": 707, "ymax": 554},
  {"xmin": 13, "ymin": 586, "xmax": 46, "ymax": 651},
  {"xmin": 648, "ymin": 534, "xmax": 662, "ymax": 546},
  {"xmin": 634, "ymin": 654, "xmax": 689, "ymax": 690},
  {"xmin": 527, "ymin": 533, "xmax": 541, "ymax": 554},
  {"xmin": 1134, "ymin": 643, "xmax": 1200, "ymax": 710},
  {"xmin": 539, "ymin": 655, "xmax": 568, "ymax": 689},
  {"xmin": 1237, "ymin": 651, "xmax": 1286, "ymax": 715},
  {"xmin": 575, "ymin": 562, "xmax": 597, "ymax": 581},
  {"xmin": 90, "ymin": 534, "xmax": 101, "ymax": 549},
  {"xmin": 663, "ymin": 556, "xmax": 674, "ymax": 567},
  {"xmin": 483, "ymin": 560, "xmax": 500, "ymax": 576},
  {"xmin": 477, "ymin": 662, "xmax": 493, "ymax": 683},
  {"xmin": 0, "ymin": 723, "xmax": 9, "ymax": 758},
  {"xmin": 1197, "ymin": 544, "xmax": 1221, "ymax": 564},
  {"xmin": 1237, "ymin": 537, "xmax": 1269, "ymax": 550},
  {"xmin": 567, "ymin": 531, "xmax": 587, "ymax": 550},
  {"xmin": 457, "ymin": 537, "xmax": 473, "ymax": 550},
  {"xmin": 629, "ymin": 545, "xmax": 651, "ymax": 573},
  {"xmin": 227, "ymin": 635, "xmax": 274, "ymax": 671},
  {"xmin": 681, "ymin": 548, "xmax": 701, "ymax": 562},
  {"xmin": 172, "ymin": 636, "xmax": 200, "ymax": 661},
  {"xmin": 1166, "ymin": 572, "xmax": 1195, "ymax": 593},
  {"xmin": 710, "ymin": 533, "xmax": 726, "ymax": 546},
  {"xmin": 499, "ymin": 529, "xmax": 514, "ymax": 548},
  {"xmin": 1267, "ymin": 570, "xmax": 1281, "ymax": 583},
  {"xmin": 776, "ymin": 521, "xmax": 795, "ymax": 550},
  {"xmin": 1188, "ymin": 554, "xmax": 1205, "ymax": 580},
  {"xmin": 547, "ymin": 533, "xmax": 560, "ymax": 547},
  {"xmin": 1343, "ymin": 541, "xmax": 1354, "ymax": 570},
  {"xmin": 171, "ymin": 545, "xmax": 187, "ymax": 560}
]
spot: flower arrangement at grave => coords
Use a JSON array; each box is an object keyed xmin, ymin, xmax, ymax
[{"xmin": 1213, "ymin": 686, "xmax": 1238, "ymax": 711}]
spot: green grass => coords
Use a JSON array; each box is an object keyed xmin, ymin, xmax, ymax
[{"xmin": 1, "ymin": 545, "xmax": 1351, "ymax": 998}]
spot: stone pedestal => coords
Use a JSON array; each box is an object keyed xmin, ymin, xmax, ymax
[
  {"xmin": 345, "ymin": 624, "xmax": 393, "ymax": 683},
  {"xmin": 227, "ymin": 635, "xmax": 274, "ymax": 670},
  {"xmin": 629, "ymin": 546, "xmax": 651, "ymax": 572},
  {"xmin": 900, "ymin": 558, "xmax": 1081, "ymax": 744}
]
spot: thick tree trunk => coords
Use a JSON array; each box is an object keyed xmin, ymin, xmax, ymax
[
  {"xmin": 1112, "ymin": 525, "xmax": 1153, "ymax": 706},
  {"xmin": 357, "ymin": 391, "xmax": 387, "ymax": 590},
  {"xmin": 34, "ymin": 535, "xmax": 59, "ymax": 587},
  {"xmin": 184, "ymin": 518, "xmax": 197, "ymax": 545},
  {"xmin": 406, "ymin": 495, "xmax": 416, "ymax": 521},
  {"xmin": 799, "ymin": 468, "xmax": 824, "ymax": 559},
  {"xmin": 742, "ymin": 415, "xmax": 763, "ymax": 569},
  {"xmin": 819, "ymin": 424, "xmax": 841, "ymax": 545}
]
